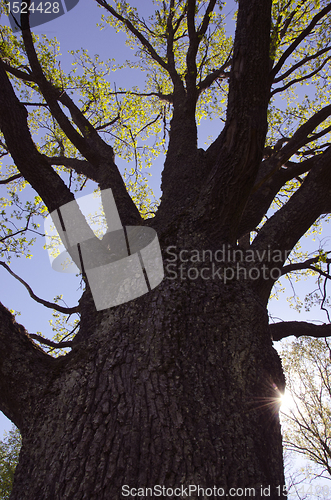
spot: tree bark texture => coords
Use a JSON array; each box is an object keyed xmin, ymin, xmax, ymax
[
  {"xmin": 3, "ymin": 0, "xmax": 331, "ymax": 498},
  {"xmin": 6, "ymin": 270, "xmax": 285, "ymax": 499}
]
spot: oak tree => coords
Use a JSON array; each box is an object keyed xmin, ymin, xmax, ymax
[{"xmin": 1, "ymin": 0, "xmax": 331, "ymax": 498}]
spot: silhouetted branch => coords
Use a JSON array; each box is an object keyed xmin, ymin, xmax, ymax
[
  {"xmin": 0, "ymin": 261, "xmax": 80, "ymax": 315},
  {"xmin": 0, "ymin": 173, "xmax": 22, "ymax": 185},
  {"xmin": 270, "ymin": 4, "xmax": 331, "ymax": 79},
  {"xmin": 271, "ymin": 56, "xmax": 331, "ymax": 96},
  {"xmin": 270, "ymin": 321, "xmax": 331, "ymax": 341},
  {"xmin": 29, "ymin": 334, "xmax": 73, "ymax": 349},
  {"xmin": 281, "ymin": 256, "xmax": 331, "ymax": 275},
  {"xmin": 95, "ymin": 115, "xmax": 120, "ymax": 130},
  {"xmin": 1, "ymin": 61, "xmax": 37, "ymax": 82},
  {"xmin": 273, "ymin": 46, "xmax": 331, "ymax": 84},
  {"xmin": 198, "ymin": 57, "xmax": 232, "ymax": 94},
  {"xmin": 95, "ymin": 0, "xmax": 169, "ymax": 73},
  {"xmin": 43, "ymin": 156, "xmax": 98, "ymax": 182},
  {"xmin": 106, "ymin": 90, "xmax": 173, "ymax": 102},
  {"xmin": 20, "ymin": 102, "xmax": 49, "ymax": 107}
]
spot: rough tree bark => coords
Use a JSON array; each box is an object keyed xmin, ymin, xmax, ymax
[{"xmin": 1, "ymin": 0, "xmax": 331, "ymax": 499}]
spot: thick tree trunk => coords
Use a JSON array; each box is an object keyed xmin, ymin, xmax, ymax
[
  {"xmin": 0, "ymin": 1, "xmax": 291, "ymax": 497},
  {"xmin": 9, "ymin": 266, "xmax": 285, "ymax": 500}
]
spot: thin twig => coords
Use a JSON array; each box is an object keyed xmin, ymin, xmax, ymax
[
  {"xmin": 0, "ymin": 173, "xmax": 22, "ymax": 185},
  {"xmin": 20, "ymin": 102, "xmax": 49, "ymax": 107}
]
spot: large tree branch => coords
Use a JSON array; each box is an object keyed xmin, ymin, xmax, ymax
[
  {"xmin": 270, "ymin": 321, "xmax": 331, "ymax": 341},
  {"xmin": 197, "ymin": 55, "xmax": 231, "ymax": 94},
  {"xmin": 165, "ymin": 0, "xmax": 183, "ymax": 86},
  {"xmin": 0, "ymin": 63, "xmax": 140, "ymax": 295},
  {"xmin": 275, "ymin": 104, "xmax": 331, "ymax": 165},
  {"xmin": 21, "ymin": 28, "xmax": 106, "ymax": 160},
  {"xmin": 281, "ymin": 256, "xmax": 331, "ymax": 276},
  {"xmin": 185, "ymin": 0, "xmax": 199, "ymax": 97},
  {"xmin": 197, "ymin": 0, "xmax": 217, "ymax": 38},
  {"xmin": 185, "ymin": 0, "xmax": 219, "ymax": 97},
  {"xmin": 240, "ymin": 104, "xmax": 331, "ymax": 220},
  {"xmin": 0, "ymin": 303, "xmax": 55, "ymax": 431},
  {"xmin": 0, "ymin": 61, "xmax": 37, "ymax": 83},
  {"xmin": 251, "ymin": 145, "xmax": 331, "ymax": 302},
  {"xmin": 0, "ymin": 59, "xmax": 76, "ymax": 213},
  {"xmin": 238, "ymin": 156, "xmax": 317, "ymax": 237},
  {"xmin": 150, "ymin": 1, "xmax": 208, "ymax": 226},
  {"xmin": 0, "ymin": 59, "xmax": 108, "ymax": 272},
  {"xmin": 254, "ymin": 146, "xmax": 331, "ymax": 254},
  {"xmin": 304, "ymin": 124, "xmax": 331, "ymax": 146},
  {"xmin": 197, "ymin": 0, "xmax": 272, "ymax": 243},
  {"xmin": 44, "ymin": 156, "xmax": 98, "ymax": 183},
  {"xmin": 238, "ymin": 103, "xmax": 331, "ymax": 236}
]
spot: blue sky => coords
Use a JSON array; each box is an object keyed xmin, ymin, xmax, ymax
[{"xmin": 0, "ymin": 0, "xmax": 330, "ymax": 440}]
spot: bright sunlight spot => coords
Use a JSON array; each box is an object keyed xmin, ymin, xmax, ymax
[{"xmin": 280, "ymin": 390, "xmax": 295, "ymax": 414}]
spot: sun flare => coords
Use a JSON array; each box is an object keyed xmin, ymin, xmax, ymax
[{"xmin": 280, "ymin": 390, "xmax": 294, "ymax": 414}]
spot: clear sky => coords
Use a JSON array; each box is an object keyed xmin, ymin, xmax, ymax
[{"xmin": 0, "ymin": 0, "xmax": 330, "ymax": 443}]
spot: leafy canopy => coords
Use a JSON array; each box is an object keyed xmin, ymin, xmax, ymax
[
  {"xmin": 0, "ymin": 0, "xmax": 330, "ymax": 346},
  {"xmin": 0, "ymin": 426, "xmax": 21, "ymax": 500}
]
